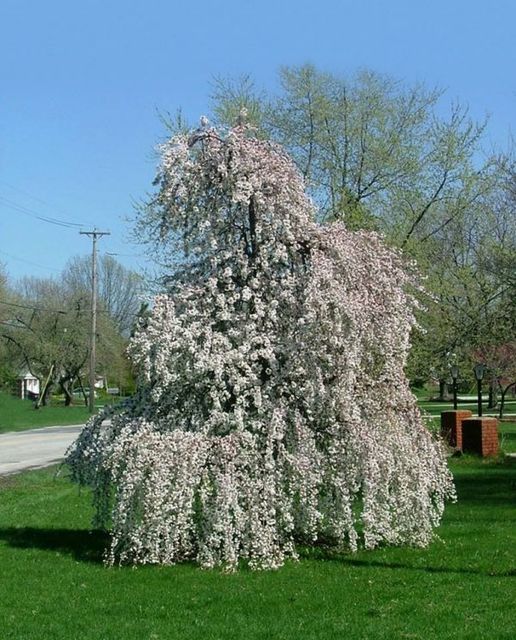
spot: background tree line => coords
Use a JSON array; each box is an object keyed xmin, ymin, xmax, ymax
[
  {"xmin": 158, "ymin": 64, "xmax": 515, "ymax": 402},
  {"xmin": 0, "ymin": 255, "xmax": 144, "ymax": 406}
]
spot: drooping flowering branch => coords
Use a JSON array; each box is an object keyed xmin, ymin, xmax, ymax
[{"xmin": 66, "ymin": 120, "xmax": 455, "ymax": 570}]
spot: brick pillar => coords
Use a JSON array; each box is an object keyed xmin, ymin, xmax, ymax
[
  {"xmin": 462, "ymin": 417, "xmax": 499, "ymax": 457},
  {"xmin": 441, "ymin": 410, "xmax": 473, "ymax": 449}
]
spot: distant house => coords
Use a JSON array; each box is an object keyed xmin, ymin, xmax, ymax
[{"xmin": 17, "ymin": 371, "xmax": 40, "ymax": 400}]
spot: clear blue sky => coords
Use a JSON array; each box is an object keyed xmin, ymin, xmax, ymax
[{"xmin": 1, "ymin": 0, "xmax": 515, "ymax": 282}]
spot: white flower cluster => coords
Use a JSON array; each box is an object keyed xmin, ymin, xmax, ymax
[{"xmin": 66, "ymin": 123, "xmax": 455, "ymax": 571}]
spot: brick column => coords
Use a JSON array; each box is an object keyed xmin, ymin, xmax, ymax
[
  {"xmin": 440, "ymin": 410, "xmax": 473, "ymax": 449},
  {"xmin": 461, "ymin": 417, "xmax": 499, "ymax": 457}
]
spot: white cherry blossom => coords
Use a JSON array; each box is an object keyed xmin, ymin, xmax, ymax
[{"xmin": 66, "ymin": 122, "xmax": 455, "ymax": 571}]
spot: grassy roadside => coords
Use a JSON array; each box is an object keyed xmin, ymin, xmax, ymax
[
  {"xmin": 0, "ymin": 459, "xmax": 514, "ymax": 639},
  {"xmin": 0, "ymin": 392, "xmax": 92, "ymax": 433}
]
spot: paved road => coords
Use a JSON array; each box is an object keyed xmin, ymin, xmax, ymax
[{"xmin": 0, "ymin": 425, "xmax": 85, "ymax": 475}]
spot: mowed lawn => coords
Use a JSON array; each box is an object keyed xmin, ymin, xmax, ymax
[
  {"xmin": 0, "ymin": 392, "xmax": 97, "ymax": 434},
  {"xmin": 0, "ymin": 460, "xmax": 515, "ymax": 640}
]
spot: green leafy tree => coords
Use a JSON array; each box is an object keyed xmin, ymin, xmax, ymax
[
  {"xmin": 210, "ymin": 66, "xmax": 493, "ymax": 241},
  {"xmin": 0, "ymin": 264, "xmax": 18, "ymax": 388},
  {"xmin": 1, "ymin": 267, "xmax": 133, "ymax": 406},
  {"xmin": 209, "ymin": 66, "xmax": 511, "ymax": 389}
]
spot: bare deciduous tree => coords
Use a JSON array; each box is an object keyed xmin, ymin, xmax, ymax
[{"xmin": 63, "ymin": 254, "xmax": 144, "ymax": 336}]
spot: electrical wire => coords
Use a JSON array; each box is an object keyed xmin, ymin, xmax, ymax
[
  {"xmin": 0, "ymin": 299, "xmax": 110, "ymax": 316},
  {"xmin": 0, "ymin": 299, "xmax": 67, "ymax": 314},
  {"xmin": 0, "ymin": 249, "xmax": 61, "ymax": 273},
  {"xmin": 0, "ymin": 195, "xmax": 85, "ymax": 229},
  {"xmin": 0, "ymin": 179, "xmax": 82, "ymax": 221},
  {"xmin": 105, "ymin": 251, "xmax": 145, "ymax": 258}
]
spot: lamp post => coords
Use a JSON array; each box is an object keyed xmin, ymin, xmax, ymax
[
  {"xmin": 473, "ymin": 363, "xmax": 486, "ymax": 417},
  {"xmin": 450, "ymin": 365, "xmax": 459, "ymax": 410}
]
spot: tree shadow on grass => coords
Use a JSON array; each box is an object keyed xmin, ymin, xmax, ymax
[
  {"xmin": 298, "ymin": 540, "xmax": 516, "ymax": 578},
  {"xmin": 452, "ymin": 465, "xmax": 516, "ymax": 508},
  {"xmin": 296, "ymin": 463, "xmax": 516, "ymax": 579},
  {"xmin": 0, "ymin": 527, "xmax": 110, "ymax": 564},
  {"xmin": 1, "ymin": 464, "xmax": 514, "ymax": 573},
  {"xmin": 302, "ymin": 552, "xmax": 516, "ymax": 578},
  {"xmin": 1, "ymin": 526, "xmax": 515, "ymax": 578}
]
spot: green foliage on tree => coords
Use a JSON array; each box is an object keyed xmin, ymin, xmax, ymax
[
  {"xmin": 0, "ymin": 256, "xmax": 140, "ymax": 406},
  {"xmin": 205, "ymin": 66, "xmax": 515, "ymax": 388}
]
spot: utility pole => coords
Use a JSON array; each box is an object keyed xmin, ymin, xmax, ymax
[{"xmin": 80, "ymin": 228, "xmax": 110, "ymax": 413}]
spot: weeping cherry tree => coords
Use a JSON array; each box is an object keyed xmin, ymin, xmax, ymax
[{"xmin": 66, "ymin": 118, "xmax": 455, "ymax": 570}]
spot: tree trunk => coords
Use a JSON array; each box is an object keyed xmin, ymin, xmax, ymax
[
  {"xmin": 40, "ymin": 384, "xmax": 52, "ymax": 407},
  {"xmin": 36, "ymin": 364, "xmax": 55, "ymax": 409},
  {"xmin": 77, "ymin": 376, "xmax": 88, "ymax": 407},
  {"xmin": 488, "ymin": 378, "xmax": 498, "ymax": 409},
  {"xmin": 438, "ymin": 379, "xmax": 447, "ymax": 401},
  {"xmin": 499, "ymin": 382, "xmax": 516, "ymax": 419},
  {"xmin": 60, "ymin": 380, "xmax": 73, "ymax": 406}
]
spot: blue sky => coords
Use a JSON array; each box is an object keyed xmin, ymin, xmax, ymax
[{"xmin": 1, "ymin": 0, "xmax": 515, "ymax": 282}]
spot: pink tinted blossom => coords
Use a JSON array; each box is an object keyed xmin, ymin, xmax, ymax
[{"xmin": 66, "ymin": 123, "xmax": 455, "ymax": 571}]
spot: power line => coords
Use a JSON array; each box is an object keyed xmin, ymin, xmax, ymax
[
  {"xmin": 0, "ymin": 195, "xmax": 85, "ymax": 228},
  {"xmin": 0, "ymin": 299, "xmax": 67, "ymax": 314},
  {"xmin": 0, "ymin": 298, "xmax": 109, "ymax": 316},
  {"xmin": 0, "ymin": 249, "xmax": 61, "ymax": 272},
  {"xmin": 105, "ymin": 251, "xmax": 145, "ymax": 258},
  {"xmin": 0, "ymin": 180, "xmax": 82, "ymax": 221}
]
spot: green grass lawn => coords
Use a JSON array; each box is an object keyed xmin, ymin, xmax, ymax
[
  {"xmin": 417, "ymin": 398, "xmax": 516, "ymax": 418},
  {"xmin": 0, "ymin": 460, "xmax": 515, "ymax": 639},
  {"xmin": 0, "ymin": 392, "xmax": 106, "ymax": 433},
  {"xmin": 416, "ymin": 395, "xmax": 516, "ymax": 454}
]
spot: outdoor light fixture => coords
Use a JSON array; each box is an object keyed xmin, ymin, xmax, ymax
[
  {"xmin": 473, "ymin": 363, "xmax": 486, "ymax": 417},
  {"xmin": 450, "ymin": 365, "xmax": 459, "ymax": 410},
  {"xmin": 473, "ymin": 363, "xmax": 485, "ymax": 381}
]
